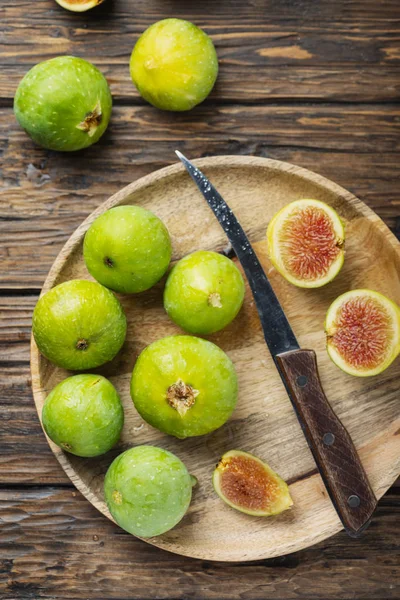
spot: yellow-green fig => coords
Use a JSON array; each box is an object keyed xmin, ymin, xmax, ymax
[
  {"xmin": 83, "ymin": 206, "xmax": 171, "ymax": 294},
  {"xmin": 14, "ymin": 56, "xmax": 112, "ymax": 151},
  {"xmin": 104, "ymin": 446, "xmax": 193, "ymax": 537},
  {"xmin": 43, "ymin": 374, "xmax": 124, "ymax": 457},
  {"xmin": 164, "ymin": 251, "xmax": 245, "ymax": 334},
  {"xmin": 32, "ymin": 279, "xmax": 126, "ymax": 370},
  {"xmin": 130, "ymin": 18, "xmax": 218, "ymax": 111},
  {"xmin": 130, "ymin": 335, "xmax": 238, "ymax": 439}
]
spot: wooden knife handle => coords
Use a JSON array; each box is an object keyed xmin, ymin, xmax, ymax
[{"xmin": 276, "ymin": 348, "xmax": 377, "ymax": 536}]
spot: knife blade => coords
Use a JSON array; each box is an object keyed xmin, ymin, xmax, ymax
[{"xmin": 175, "ymin": 150, "xmax": 377, "ymax": 537}]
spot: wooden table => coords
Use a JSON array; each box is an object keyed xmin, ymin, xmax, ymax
[{"xmin": 1, "ymin": 1, "xmax": 399, "ymax": 598}]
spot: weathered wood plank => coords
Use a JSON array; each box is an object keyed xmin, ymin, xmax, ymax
[
  {"xmin": 1, "ymin": 104, "xmax": 399, "ymax": 289},
  {"xmin": 0, "ymin": 295, "xmax": 67, "ymax": 484},
  {"xmin": 0, "ymin": 486, "xmax": 399, "ymax": 599},
  {"xmin": 1, "ymin": 0, "xmax": 399, "ymax": 102},
  {"xmin": 0, "ymin": 363, "xmax": 67, "ymax": 486}
]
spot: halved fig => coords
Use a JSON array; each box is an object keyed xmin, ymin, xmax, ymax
[
  {"xmin": 325, "ymin": 289, "xmax": 400, "ymax": 377},
  {"xmin": 213, "ymin": 450, "xmax": 293, "ymax": 516},
  {"xmin": 267, "ymin": 199, "xmax": 345, "ymax": 288},
  {"xmin": 55, "ymin": 0, "xmax": 105, "ymax": 12}
]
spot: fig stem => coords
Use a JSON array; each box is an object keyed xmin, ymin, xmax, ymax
[
  {"xmin": 76, "ymin": 339, "xmax": 89, "ymax": 351},
  {"xmin": 76, "ymin": 100, "xmax": 102, "ymax": 137},
  {"xmin": 166, "ymin": 379, "xmax": 199, "ymax": 416},
  {"xmin": 104, "ymin": 256, "xmax": 114, "ymax": 268}
]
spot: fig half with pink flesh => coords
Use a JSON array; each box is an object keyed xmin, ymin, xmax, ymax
[
  {"xmin": 267, "ymin": 199, "xmax": 345, "ymax": 288},
  {"xmin": 325, "ymin": 289, "xmax": 400, "ymax": 377},
  {"xmin": 213, "ymin": 450, "xmax": 293, "ymax": 516},
  {"xmin": 55, "ymin": 0, "xmax": 104, "ymax": 12}
]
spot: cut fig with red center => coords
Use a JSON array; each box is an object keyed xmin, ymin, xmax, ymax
[
  {"xmin": 267, "ymin": 199, "xmax": 345, "ymax": 288},
  {"xmin": 281, "ymin": 207, "xmax": 341, "ymax": 279},
  {"xmin": 213, "ymin": 450, "xmax": 293, "ymax": 516},
  {"xmin": 325, "ymin": 289, "xmax": 400, "ymax": 377}
]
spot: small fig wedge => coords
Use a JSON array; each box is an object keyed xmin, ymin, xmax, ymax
[{"xmin": 213, "ymin": 450, "xmax": 293, "ymax": 516}]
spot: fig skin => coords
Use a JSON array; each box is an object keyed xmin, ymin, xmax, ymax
[
  {"xmin": 32, "ymin": 279, "xmax": 127, "ymax": 370},
  {"xmin": 55, "ymin": 0, "xmax": 105, "ymax": 11},
  {"xmin": 42, "ymin": 374, "xmax": 124, "ymax": 458},
  {"xmin": 325, "ymin": 289, "xmax": 400, "ymax": 377},
  {"xmin": 130, "ymin": 335, "xmax": 238, "ymax": 439},
  {"xmin": 267, "ymin": 198, "xmax": 345, "ymax": 288},
  {"xmin": 104, "ymin": 445, "xmax": 193, "ymax": 538},
  {"xmin": 130, "ymin": 18, "xmax": 218, "ymax": 112},
  {"xmin": 83, "ymin": 206, "xmax": 172, "ymax": 294},
  {"xmin": 14, "ymin": 56, "xmax": 112, "ymax": 151},
  {"xmin": 213, "ymin": 450, "xmax": 293, "ymax": 516},
  {"xmin": 164, "ymin": 251, "xmax": 245, "ymax": 335}
]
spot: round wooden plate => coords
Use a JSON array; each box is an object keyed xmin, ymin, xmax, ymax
[{"xmin": 31, "ymin": 156, "xmax": 400, "ymax": 562}]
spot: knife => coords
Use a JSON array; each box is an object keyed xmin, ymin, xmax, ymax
[{"xmin": 175, "ymin": 150, "xmax": 377, "ymax": 537}]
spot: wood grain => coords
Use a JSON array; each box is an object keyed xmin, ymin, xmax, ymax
[
  {"xmin": 1, "ymin": 0, "xmax": 399, "ymax": 102},
  {"xmin": 30, "ymin": 156, "xmax": 400, "ymax": 561},
  {"xmin": 1, "ymin": 486, "xmax": 399, "ymax": 599},
  {"xmin": 0, "ymin": 359, "xmax": 68, "ymax": 486},
  {"xmin": 1, "ymin": 104, "xmax": 399, "ymax": 289},
  {"xmin": 1, "ymin": 0, "xmax": 400, "ymax": 591}
]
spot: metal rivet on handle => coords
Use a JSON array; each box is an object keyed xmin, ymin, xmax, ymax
[
  {"xmin": 348, "ymin": 495, "xmax": 361, "ymax": 508},
  {"xmin": 296, "ymin": 375, "xmax": 308, "ymax": 387},
  {"xmin": 323, "ymin": 432, "xmax": 335, "ymax": 446}
]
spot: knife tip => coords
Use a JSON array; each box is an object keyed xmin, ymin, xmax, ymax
[{"xmin": 175, "ymin": 150, "xmax": 185, "ymax": 161}]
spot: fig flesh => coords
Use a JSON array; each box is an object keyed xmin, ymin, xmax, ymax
[
  {"xmin": 267, "ymin": 199, "xmax": 345, "ymax": 288},
  {"xmin": 55, "ymin": 0, "xmax": 104, "ymax": 11},
  {"xmin": 213, "ymin": 450, "xmax": 293, "ymax": 516},
  {"xmin": 325, "ymin": 289, "xmax": 400, "ymax": 377}
]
